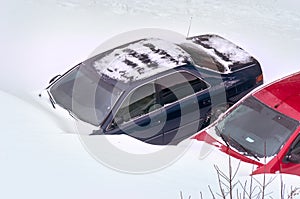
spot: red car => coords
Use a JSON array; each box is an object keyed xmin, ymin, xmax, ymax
[{"xmin": 194, "ymin": 71, "xmax": 300, "ymax": 176}]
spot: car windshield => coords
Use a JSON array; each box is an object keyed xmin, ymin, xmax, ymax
[
  {"xmin": 49, "ymin": 64, "xmax": 123, "ymax": 126},
  {"xmin": 214, "ymin": 96, "xmax": 299, "ymax": 158}
]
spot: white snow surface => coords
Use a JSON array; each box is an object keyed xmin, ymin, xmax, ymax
[
  {"xmin": 1, "ymin": 0, "xmax": 300, "ymax": 198},
  {"xmin": 1, "ymin": 90, "xmax": 299, "ymax": 198},
  {"xmin": 93, "ymin": 38, "xmax": 190, "ymax": 82}
]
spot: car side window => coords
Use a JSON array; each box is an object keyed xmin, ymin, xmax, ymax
[
  {"xmin": 156, "ymin": 72, "xmax": 208, "ymax": 106},
  {"xmin": 111, "ymin": 83, "xmax": 158, "ymax": 127}
]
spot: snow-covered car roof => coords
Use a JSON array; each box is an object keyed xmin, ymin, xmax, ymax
[
  {"xmin": 92, "ymin": 35, "xmax": 256, "ymax": 83},
  {"xmin": 93, "ymin": 38, "xmax": 192, "ymax": 83}
]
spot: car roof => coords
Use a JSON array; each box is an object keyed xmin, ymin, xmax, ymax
[
  {"xmin": 253, "ymin": 71, "xmax": 300, "ymax": 121},
  {"xmin": 89, "ymin": 35, "xmax": 256, "ymax": 84},
  {"xmin": 91, "ymin": 38, "xmax": 192, "ymax": 83}
]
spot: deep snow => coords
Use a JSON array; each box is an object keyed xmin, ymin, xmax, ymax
[
  {"xmin": 0, "ymin": 0, "xmax": 300, "ymax": 198},
  {"xmin": 1, "ymin": 0, "xmax": 300, "ymax": 97},
  {"xmin": 1, "ymin": 89, "xmax": 300, "ymax": 199}
]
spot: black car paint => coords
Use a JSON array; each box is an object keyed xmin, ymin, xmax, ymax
[
  {"xmin": 95, "ymin": 63, "xmax": 263, "ymax": 145},
  {"xmin": 47, "ymin": 37, "xmax": 263, "ymax": 145}
]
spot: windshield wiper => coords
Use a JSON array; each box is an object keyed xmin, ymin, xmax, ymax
[
  {"xmin": 217, "ymin": 130, "xmax": 260, "ymax": 161},
  {"xmin": 215, "ymin": 126, "xmax": 229, "ymax": 147},
  {"xmin": 47, "ymin": 90, "xmax": 56, "ymax": 109}
]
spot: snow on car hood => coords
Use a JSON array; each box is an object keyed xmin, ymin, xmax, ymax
[{"xmin": 93, "ymin": 38, "xmax": 191, "ymax": 82}]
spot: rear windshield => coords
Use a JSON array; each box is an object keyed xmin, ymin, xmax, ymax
[{"xmin": 178, "ymin": 43, "xmax": 226, "ymax": 73}]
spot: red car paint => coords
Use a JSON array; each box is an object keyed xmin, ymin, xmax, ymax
[
  {"xmin": 252, "ymin": 125, "xmax": 300, "ymax": 176},
  {"xmin": 193, "ymin": 131, "xmax": 263, "ymax": 167},
  {"xmin": 253, "ymin": 72, "xmax": 300, "ymax": 121},
  {"xmin": 193, "ymin": 71, "xmax": 300, "ymax": 176}
]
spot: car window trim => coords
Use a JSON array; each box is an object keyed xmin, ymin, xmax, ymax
[
  {"xmin": 106, "ymin": 70, "xmax": 210, "ymax": 131},
  {"xmin": 106, "ymin": 81, "xmax": 158, "ymax": 131},
  {"xmin": 155, "ymin": 70, "xmax": 211, "ymax": 109},
  {"xmin": 47, "ymin": 64, "xmax": 124, "ymax": 127},
  {"xmin": 193, "ymin": 62, "xmax": 256, "ymax": 74},
  {"xmin": 283, "ymin": 132, "xmax": 300, "ymax": 163},
  {"xmin": 46, "ymin": 63, "xmax": 82, "ymax": 89}
]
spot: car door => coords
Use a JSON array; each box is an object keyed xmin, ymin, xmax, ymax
[
  {"xmin": 106, "ymin": 82, "xmax": 165, "ymax": 145},
  {"xmin": 155, "ymin": 71, "xmax": 211, "ymax": 144},
  {"xmin": 280, "ymin": 132, "xmax": 300, "ymax": 176}
]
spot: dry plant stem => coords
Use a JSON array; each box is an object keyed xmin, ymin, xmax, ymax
[
  {"xmin": 262, "ymin": 141, "xmax": 267, "ymax": 199},
  {"xmin": 179, "ymin": 191, "xmax": 191, "ymax": 199},
  {"xmin": 229, "ymin": 148, "xmax": 233, "ymax": 199},
  {"xmin": 208, "ymin": 185, "xmax": 216, "ymax": 199},
  {"xmin": 279, "ymin": 162, "xmax": 285, "ymax": 199},
  {"xmin": 198, "ymin": 139, "xmax": 300, "ymax": 198},
  {"xmin": 199, "ymin": 191, "xmax": 203, "ymax": 199},
  {"xmin": 216, "ymin": 165, "xmax": 226, "ymax": 198},
  {"xmin": 242, "ymin": 180, "xmax": 247, "ymax": 199},
  {"xmin": 249, "ymin": 164, "xmax": 254, "ymax": 199},
  {"xmin": 288, "ymin": 186, "xmax": 300, "ymax": 199}
]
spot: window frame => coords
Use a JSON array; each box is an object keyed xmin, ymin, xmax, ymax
[
  {"xmin": 178, "ymin": 43, "xmax": 227, "ymax": 73},
  {"xmin": 48, "ymin": 64, "xmax": 124, "ymax": 126},
  {"xmin": 107, "ymin": 81, "xmax": 159, "ymax": 130},
  {"xmin": 155, "ymin": 71, "xmax": 210, "ymax": 109},
  {"xmin": 283, "ymin": 133, "xmax": 300, "ymax": 164},
  {"xmin": 107, "ymin": 70, "xmax": 210, "ymax": 131}
]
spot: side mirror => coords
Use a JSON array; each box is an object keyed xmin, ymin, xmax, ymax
[
  {"xmin": 91, "ymin": 128, "xmax": 104, "ymax": 135},
  {"xmin": 286, "ymin": 148, "xmax": 300, "ymax": 163},
  {"xmin": 49, "ymin": 75, "xmax": 61, "ymax": 84}
]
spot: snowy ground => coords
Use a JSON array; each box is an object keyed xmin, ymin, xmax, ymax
[{"xmin": 0, "ymin": 0, "xmax": 300, "ymax": 198}]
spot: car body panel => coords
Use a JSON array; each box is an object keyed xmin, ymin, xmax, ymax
[
  {"xmin": 42, "ymin": 35, "xmax": 263, "ymax": 145},
  {"xmin": 193, "ymin": 71, "xmax": 300, "ymax": 176},
  {"xmin": 253, "ymin": 71, "xmax": 300, "ymax": 121}
]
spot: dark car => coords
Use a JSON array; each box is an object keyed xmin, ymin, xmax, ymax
[{"xmin": 41, "ymin": 34, "xmax": 263, "ymax": 145}]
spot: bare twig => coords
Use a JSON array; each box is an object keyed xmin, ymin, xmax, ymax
[
  {"xmin": 242, "ymin": 180, "xmax": 247, "ymax": 199},
  {"xmin": 215, "ymin": 165, "xmax": 226, "ymax": 198},
  {"xmin": 208, "ymin": 185, "xmax": 216, "ymax": 199},
  {"xmin": 288, "ymin": 186, "xmax": 300, "ymax": 199},
  {"xmin": 262, "ymin": 141, "xmax": 267, "ymax": 199},
  {"xmin": 279, "ymin": 162, "xmax": 285, "ymax": 199},
  {"xmin": 229, "ymin": 149, "xmax": 233, "ymax": 199},
  {"xmin": 232, "ymin": 161, "xmax": 241, "ymax": 180},
  {"xmin": 249, "ymin": 165, "xmax": 255, "ymax": 199}
]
